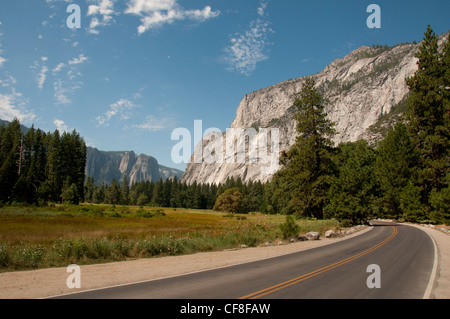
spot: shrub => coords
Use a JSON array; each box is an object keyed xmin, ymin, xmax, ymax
[
  {"xmin": 280, "ymin": 215, "xmax": 300, "ymax": 239},
  {"xmin": 136, "ymin": 208, "xmax": 165, "ymax": 218},
  {"xmin": 213, "ymin": 188, "xmax": 244, "ymax": 214},
  {"xmin": 0, "ymin": 243, "xmax": 11, "ymax": 267},
  {"xmin": 16, "ymin": 245, "xmax": 45, "ymax": 268}
]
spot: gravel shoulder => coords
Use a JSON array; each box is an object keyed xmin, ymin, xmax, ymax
[{"xmin": 0, "ymin": 224, "xmax": 447, "ymax": 299}]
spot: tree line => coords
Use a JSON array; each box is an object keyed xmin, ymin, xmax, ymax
[
  {"xmin": 0, "ymin": 120, "xmax": 86, "ymax": 204},
  {"xmin": 83, "ymin": 174, "xmax": 265, "ymax": 213}
]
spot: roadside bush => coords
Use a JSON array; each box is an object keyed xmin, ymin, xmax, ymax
[
  {"xmin": 280, "ymin": 215, "xmax": 300, "ymax": 239},
  {"xmin": 0, "ymin": 243, "xmax": 11, "ymax": 267},
  {"xmin": 89, "ymin": 237, "xmax": 114, "ymax": 259},
  {"xmin": 16, "ymin": 245, "xmax": 45, "ymax": 268}
]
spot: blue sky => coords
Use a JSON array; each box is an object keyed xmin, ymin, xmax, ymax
[{"xmin": 0, "ymin": 0, "xmax": 449, "ymax": 171}]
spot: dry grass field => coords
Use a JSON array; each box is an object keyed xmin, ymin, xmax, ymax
[{"xmin": 0, "ymin": 203, "xmax": 341, "ymax": 272}]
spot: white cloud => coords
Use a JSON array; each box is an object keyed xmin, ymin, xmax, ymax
[
  {"xmin": 68, "ymin": 54, "xmax": 88, "ymax": 65},
  {"xmin": 52, "ymin": 54, "xmax": 88, "ymax": 104},
  {"xmin": 224, "ymin": 1, "xmax": 273, "ymax": 76},
  {"xmin": 54, "ymin": 119, "xmax": 69, "ymax": 132},
  {"xmin": 87, "ymin": 0, "xmax": 117, "ymax": 34},
  {"xmin": 0, "ymin": 73, "xmax": 17, "ymax": 88},
  {"xmin": 52, "ymin": 62, "xmax": 65, "ymax": 74},
  {"xmin": 0, "ymin": 91, "xmax": 35, "ymax": 124},
  {"xmin": 257, "ymin": 1, "xmax": 268, "ymax": 16},
  {"xmin": 53, "ymin": 79, "xmax": 72, "ymax": 104},
  {"xmin": 37, "ymin": 65, "xmax": 48, "ymax": 90},
  {"xmin": 30, "ymin": 58, "xmax": 49, "ymax": 90},
  {"xmin": 0, "ymin": 33, "xmax": 5, "ymax": 68},
  {"xmin": 96, "ymin": 98, "xmax": 137, "ymax": 126},
  {"xmin": 125, "ymin": 0, "xmax": 220, "ymax": 34}
]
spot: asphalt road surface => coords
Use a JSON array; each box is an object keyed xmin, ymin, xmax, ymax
[{"xmin": 54, "ymin": 221, "xmax": 436, "ymax": 299}]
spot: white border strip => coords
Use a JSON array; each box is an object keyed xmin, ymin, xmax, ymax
[{"xmin": 422, "ymin": 229, "xmax": 439, "ymax": 299}]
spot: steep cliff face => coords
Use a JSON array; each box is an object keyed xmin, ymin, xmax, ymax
[
  {"xmin": 182, "ymin": 34, "xmax": 448, "ymax": 185},
  {"xmin": 86, "ymin": 147, "xmax": 183, "ymax": 186}
]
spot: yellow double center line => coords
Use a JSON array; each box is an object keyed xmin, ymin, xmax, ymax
[{"xmin": 240, "ymin": 226, "xmax": 398, "ymax": 299}]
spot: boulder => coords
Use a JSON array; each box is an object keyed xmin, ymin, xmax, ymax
[
  {"xmin": 325, "ymin": 230, "xmax": 337, "ymax": 238},
  {"xmin": 306, "ymin": 231, "xmax": 320, "ymax": 240}
]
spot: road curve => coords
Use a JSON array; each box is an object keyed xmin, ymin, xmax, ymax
[{"xmin": 53, "ymin": 221, "xmax": 436, "ymax": 299}]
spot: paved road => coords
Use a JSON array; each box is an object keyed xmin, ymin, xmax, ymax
[{"xmin": 54, "ymin": 221, "xmax": 436, "ymax": 299}]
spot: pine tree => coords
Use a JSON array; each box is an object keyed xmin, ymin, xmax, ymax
[
  {"xmin": 108, "ymin": 178, "xmax": 120, "ymax": 205},
  {"xmin": 375, "ymin": 122, "xmax": 421, "ymax": 221},
  {"xmin": 152, "ymin": 178, "xmax": 164, "ymax": 207},
  {"xmin": 93, "ymin": 182, "xmax": 105, "ymax": 204},
  {"xmin": 273, "ymin": 77, "xmax": 336, "ymax": 218},
  {"xmin": 120, "ymin": 175, "xmax": 130, "ymax": 205},
  {"xmin": 325, "ymin": 140, "xmax": 377, "ymax": 225},
  {"xmin": 405, "ymin": 26, "xmax": 449, "ymax": 218},
  {"xmin": 45, "ymin": 130, "xmax": 62, "ymax": 202},
  {"xmin": 0, "ymin": 119, "xmax": 22, "ymax": 202},
  {"xmin": 84, "ymin": 176, "xmax": 96, "ymax": 203}
]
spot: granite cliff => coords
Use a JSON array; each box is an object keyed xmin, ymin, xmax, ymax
[
  {"xmin": 86, "ymin": 147, "xmax": 184, "ymax": 186},
  {"xmin": 182, "ymin": 33, "xmax": 449, "ymax": 185}
]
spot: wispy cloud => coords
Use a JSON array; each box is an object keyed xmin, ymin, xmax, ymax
[
  {"xmin": 0, "ymin": 90, "xmax": 35, "ymax": 124},
  {"xmin": 54, "ymin": 118, "xmax": 70, "ymax": 132},
  {"xmin": 37, "ymin": 65, "xmax": 48, "ymax": 90},
  {"xmin": 68, "ymin": 54, "xmax": 88, "ymax": 65},
  {"xmin": 87, "ymin": 0, "xmax": 117, "ymax": 34},
  {"xmin": 52, "ymin": 54, "xmax": 88, "ymax": 104},
  {"xmin": 0, "ymin": 29, "xmax": 34, "ymax": 123},
  {"xmin": 52, "ymin": 62, "xmax": 65, "ymax": 73},
  {"xmin": 125, "ymin": 0, "xmax": 220, "ymax": 34},
  {"xmin": 96, "ymin": 98, "xmax": 138, "ymax": 126},
  {"xmin": 29, "ymin": 57, "xmax": 49, "ymax": 90},
  {"xmin": 224, "ymin": 1, "xmax": 274, "ymax": 76}
]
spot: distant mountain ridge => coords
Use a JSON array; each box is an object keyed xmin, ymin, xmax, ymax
[
  {"xmin": 0, "ymin": 119, "xmax": 183, "ymax": 186},
  {"xmin": 85, "ymin": 147, "xmax": 184, "ymax": 186}
]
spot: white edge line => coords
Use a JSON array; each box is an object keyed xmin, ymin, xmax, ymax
[
  {"xmin": 421, "ymin": 228, "xmax": 439, "ymax": 299},
  {"xmin": 42, "ymin": 226, "xmax": 374, "ymax": 299}
]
